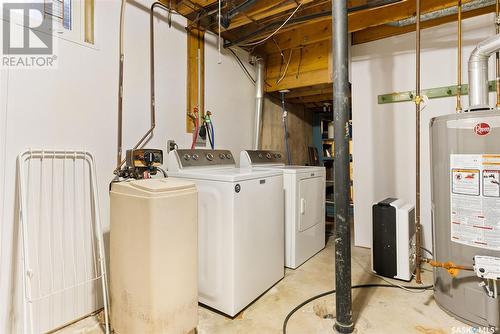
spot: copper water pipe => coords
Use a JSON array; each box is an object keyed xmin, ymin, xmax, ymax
[
  {"xmin": 456, "ymin": 0, "xmax": 463, "ymax": 112},
  {"xmin": 496, "ymin": 0, "xmax": 500, "ymax": 108},
  {"xmin": 415, "ymin": 0, "xmax": 423, "ymax": 284}
]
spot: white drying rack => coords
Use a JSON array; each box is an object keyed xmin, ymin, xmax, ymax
[{"xmin": 17, "ymin": 149, "xmax": 110, "ymax": 334}]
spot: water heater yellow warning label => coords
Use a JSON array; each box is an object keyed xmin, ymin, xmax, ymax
[{"xmin": 450, "ymin": 154, "xmax": 500, "ymax": 250}]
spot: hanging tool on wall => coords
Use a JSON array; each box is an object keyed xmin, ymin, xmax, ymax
[{"xmin": 279, "ymin": 90, "xmax": 292, "ymax": 165}]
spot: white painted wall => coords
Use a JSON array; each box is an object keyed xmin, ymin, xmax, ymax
[
  {"xmin": 352, "ymin": 14, "xmax": 496, "ymax": 249},
  {"xmin": 0, "ymin": 0, "xmax": 256, "ymax": 332}
]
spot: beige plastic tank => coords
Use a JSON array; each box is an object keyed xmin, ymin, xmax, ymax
[{"xmin": 110, "ymin": 178, "xmax": 198, "ymax": 334}]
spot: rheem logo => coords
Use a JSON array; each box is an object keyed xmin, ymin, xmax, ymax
[{"xmin": 474, "ymin": 123, "xmax": 491, "ymax": 136}]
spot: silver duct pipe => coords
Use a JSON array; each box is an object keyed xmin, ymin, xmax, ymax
[
  {"xmin": 469, "ymin": 34, "xmax": 500, "ymax": 110},
  {"xmin": 253, "ymin": 57, "xmax": 265, "ymax": 149},
  {"xmin": 387, "ymin": 0, "xmax": 494, "ymax": 27}
]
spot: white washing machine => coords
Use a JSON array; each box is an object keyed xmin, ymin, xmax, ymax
[
  {"xmin": 240, "ymin": 150, "xmax": 326, "ymax": 269},
  {"xmin": 167, "ymin": 149, "xmax": 285, "ymax": 317}
]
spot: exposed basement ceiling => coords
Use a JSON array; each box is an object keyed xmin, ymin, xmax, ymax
[{"xmin": 167, "ymin": 0, "xmax": 495, "ymax": 107}]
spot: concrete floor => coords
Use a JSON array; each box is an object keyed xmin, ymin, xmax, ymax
[{"xmin": 59, "ymin": 237, "xmax": 470, "ymax": 334}]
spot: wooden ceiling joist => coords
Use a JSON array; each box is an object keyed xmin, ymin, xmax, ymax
[
  {"xmin": 285, "ymin": 83, "xmax": 333, "ymax": 99},
  {"xmin": 352, "ymin": 4, "xmax": 495, "ymax": 44},
  {"xmin": 226, "ymin": 0, "xmax": 315, "ymax": 31},
  {"xmin": 265, "ymin": 40, "xmax": 331, "ymax": 92},
  {"xmin": 170, "ymin": 0, "xmax": 494, "ymax": 108},
  {"xmin": 253, "ymin": 0, "xmax": 477, "ymax": 53}
]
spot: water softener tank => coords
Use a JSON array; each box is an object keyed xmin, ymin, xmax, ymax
[{"xmin": 110, "ymin": 178, "xmax": 198, "ymax": 334}]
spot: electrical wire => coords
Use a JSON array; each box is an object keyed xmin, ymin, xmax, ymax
[
  {"xmin": 421, "ymin": 246, "xmax": 433, "ymax": 257},
  {"xmin": 351, "ymin": 251, "xmax": 430, "ymax": 293},
  {"xmin": 210, "ymin": 121, "xmax": 215, "ymax": 148},
  {"xmin": 280, "ymin": 92, "xmax": 292, "ymax": 164},
  {"xmin": 276, "ymin": 49, "xmax": 293, "ymax": 84},
  {"xmin": 282, "ymin": 283, "xmax": 433, "ymax": 334},
  {"xmin": 228, "ymin": 48, "xmax": 256, "ymax": 84},
  {"xmin": 238, "ymin": 1, "xmax": 304, "ymax": 47},
  {"xmin": 204, "ymin": 119, "xmax": 214, "ymax": 149},
  {"xmin": 156, "ymin": 167, "xmax": 168, "ymax": 178}
]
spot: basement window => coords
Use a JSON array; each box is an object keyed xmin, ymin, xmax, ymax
[
  {"xmin": 44, "ymin": 0, "xmax": 72, "ymax": 30},
  {"xmin": 43, "ymin": 0, "xmax": 95, "ymax": 46}
]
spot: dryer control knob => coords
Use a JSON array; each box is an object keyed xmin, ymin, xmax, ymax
[
  {"xmin": 226, "ymin": 153, "xmax": 232, "ymax": 159},
  {"xmin": 192, "ymin": 154, "xmax": 199, "ymax": 161},
  {"xmin": 183, "ymin": 154, "xmax": 191, "ymax": 161},
  {"xmin": 258, "ymin": 153, "xmax": 264, "ymax": 159},
  {"xmin": 219, "ymin": 153, "xmax": 226, "ymax": 159},
  {"xmin": 206, "ymin": 153, "xmax": 214, "ymax": 161},
  {"xmin": 266, "ymin": 153, "xmax": 272, "ymax": 159}
]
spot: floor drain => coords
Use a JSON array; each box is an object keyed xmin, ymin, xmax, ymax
[{"xmin": 313, "ymin": 302, "xmax": 334, "ymax": 319}]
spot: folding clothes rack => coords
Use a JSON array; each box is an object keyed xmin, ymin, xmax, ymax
[{"xmin": 17, "ymin": 149, "xmax": 109, "ymax": 334}]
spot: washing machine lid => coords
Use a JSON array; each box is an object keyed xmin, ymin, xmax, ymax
[
  {"xmin": 267, "ymin": 165, "xmax": 325, "ymax": 175},
  {"xmin": 168, "ymin": 168, "xmax": 282, "ymax": 182},
  {"xmin": 251, "ymin": 165, "xmax": 325, "ymax": 175}
]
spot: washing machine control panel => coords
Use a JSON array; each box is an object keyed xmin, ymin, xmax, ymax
[
  {"xmin": 244, "ymin": 150, "xmax": 286, "ymax": 165},
  {"xmin": 175, "ymin": 149, "xmax": 235, "ymax": 168}
]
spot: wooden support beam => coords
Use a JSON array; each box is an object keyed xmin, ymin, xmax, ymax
[
  {"xmin": 258, "ymin": 19, "xmax": 331, "ymax": 54},
  {"xmin": 186, "ymin": 26, "xmax": 205, "ymax": 132},
  {"xmin": 352, "ymin": 5, "xmax": 495, "ymax": 44},
  {"xmin": 286, "ymin": 83, "xmax": 333, "ymax": 98},
  {"xmin": 265, "ymin": 40, "xmax": 331, "ymax": 92},
  {"xmin": 226, "ymin": 0, "xmax": 376, "ymax": 32},
  {"xmin": 255, "ymin": 0, "xmax": 475, "ymax": 53},
  {"xmin": 226, "ymin": 0, "xmax": 315, "ymax": 31},
  {"xmin": 287, "ymin": 93, "xmax": 333, "ymax": 104},
  {"xmin": 175, "ymin": 0, "xmax": 217, "ymax": 16},
  {"xmin": 349, "ymin": 0, "xmax": 474, "ymax": 32}
]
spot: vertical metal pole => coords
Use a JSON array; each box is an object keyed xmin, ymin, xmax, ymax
[
  {"xmin": 254, "ymin": 58, "xmax": 265, "ymax": 150},
  {"xmin": 332, "ymin": 0, "xmax": 353, "ymax": 333},
  {"xmin": 415, "ymin": 0, "xmax": 423, "ymax": 284},
  {"xmin": 117, "ymin": 0, "xmax": 126, "ymax": 170},
  {"xmin": 456, "ymin": 0, "xmax": 462, "ymax": 113},
  {"xmin": 496, "ymin": 0, "xmax": 500, "ymax": 108}
]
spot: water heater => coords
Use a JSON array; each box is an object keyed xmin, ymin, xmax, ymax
[
  {"xmin": 430, "ymin": 31, "xmax": 500, "ymax": 330},
  {"xmin": 431, "ymin": 112, "xmax": 500, "ymax": 328}
]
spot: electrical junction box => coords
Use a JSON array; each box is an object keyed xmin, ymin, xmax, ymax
[
  {"xmin": 474, "ymin": 256, "xmax": 500, "ymax": 280},
  {"xmin": 372, "ymin": 198, "xmax": 416, "ymax": 281}
]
